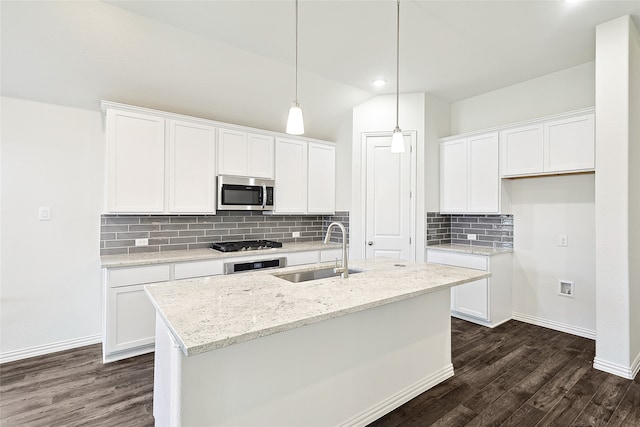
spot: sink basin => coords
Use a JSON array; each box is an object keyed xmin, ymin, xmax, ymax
[{"xmin": 273, "ymin": 267, "xmax": 364, "ymax": 283}]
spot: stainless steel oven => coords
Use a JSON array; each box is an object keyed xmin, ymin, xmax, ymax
[{"xmin": 217, "ymin": 175, "xmax": 274, "ymax": 211}]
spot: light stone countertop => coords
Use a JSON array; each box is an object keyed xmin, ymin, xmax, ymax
[
  {"xmin": 144, "ymin": 257, "xmax": 491, "ymax": 357},
  {"xmin": 101, "ymin": 241, "xmax": 342, "ymax": 268},
  {"xmin": 427, "ymin": 243, "xmax": 513, "ymax": 257}
]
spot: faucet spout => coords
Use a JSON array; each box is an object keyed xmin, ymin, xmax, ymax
[{"xmin": 324, "ymin": 222, "xmax": 349, "ymax": 278}]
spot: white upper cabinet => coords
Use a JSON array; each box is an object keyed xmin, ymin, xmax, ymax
[
  {"xmin": 105, "ymin": 104, "xmax": 216, "ymax": 214},
  {"xmin": 307, "ymin": 142, "xmax": 336, "ymax": 214},
  {"xmin": 500, "ymin": 124, "xmax": 544, "ymax": 177},
  {"xmin": 275, "ymin": 138, "xmax": 308, "ymax": 213},
  {"xmin": 544, "ymin": 114, "xmax": 595, "ymax": 173},
  {"xmin": 501, "ymin": 112, "xmax": 594, "ymax": 177},
  {"xmin": 218, "ymin": 129, "xmax": 274, "ymax": 178},
  {"xmin": 168, "ymin": 120, "xmax": 217, "ymax": 213},
  {"xmin": 106, "ymin": 109, "xmax": 165, "ymax": 213},
  {"xmin": 440, "ymin": 132, "xmax": 501, "ymax": 214}
]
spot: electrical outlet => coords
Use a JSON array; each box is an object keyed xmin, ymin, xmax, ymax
[
  {"xmin": 38, "ymin": 207, "xmax": 51, "ymax": 221},
  {"xmin": 559, "ymin": 280, "xmax": 574, "ymax": 297},
  {"xmin": 467, "ymin": 234, "xmax": 477, "ymax": 240},
  {"xmin": 292, "ymin": 231, "xmax": 301, "ymax": 238},
  {"xmin": 135, "ymin": 238, "xmax": 149, "ymax": 247},
  {"xmin": 558, "ymin": 235, "xmax": 568, "ymax": 247}
]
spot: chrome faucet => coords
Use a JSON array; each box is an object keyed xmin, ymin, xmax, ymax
[{"xmin": 324, "ymin": 222, "xmax": 349, "ymax": 278}]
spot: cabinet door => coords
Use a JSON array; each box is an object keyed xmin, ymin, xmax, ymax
[
  {"xmin": 106, "ymin": 284, "xmax": 156, "ymax": 354},
  {"xmin": 452, "ymin": 278, "xmax": 489, "ymax": 321},
  {"xmin": 440, "ymin": 139, "xmax": 468, "ymax": 213},
  {"xmin": 544, "ymin": 113, "xmax": 595, "ymax": 173},
  {"xmin": 468, "ymin": 133, "xmax": 499, "ymax": 213},
  {"xmin": 218, "ymin": 128, "xmax": 248, "ymax": 176},
  {"xmin": 248, "ymin": 134, "xmax": 275, "ymax": 178},
  {"xmin": 168, "ymin": 120, "xmax": 216, "ymax": 213},
  {"xmin": 275, "ymin": 138, "xmax": 308, "ymax": 213},
  {"xmin": 500, "ymin": 124, "xmax": 543, "ymax": 177},
  {"xmin": 106, "ymin": 109, "xmax": 165, "ymax": 212},
  {"xmin": 307, "ymin": 143, "xmax": 336, "ymax": 214}
]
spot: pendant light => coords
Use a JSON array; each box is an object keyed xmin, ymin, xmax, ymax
[
  {"xmin": 390, "ymin": 0, "xmax": 405, "ymax": 153},
  {"xmin": 286, "ymin": 0, "xmax": 304, "ymax": 135}
]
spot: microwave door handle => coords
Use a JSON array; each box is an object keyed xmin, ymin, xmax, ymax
[{"xmin": 262, "ymin": 184, "xmax": 267, "ymax": 209}]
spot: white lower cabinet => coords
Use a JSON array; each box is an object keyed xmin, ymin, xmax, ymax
[
  {"xmin": 103, "ymin": 248, "xmax": 344, "ymax": 362},
  {"xmin": 427, "ymin": 249, "xmax": 512, "ymax": 328}
]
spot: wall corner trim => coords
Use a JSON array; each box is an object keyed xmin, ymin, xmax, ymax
[{"xmin": 593, "ymin": 356, "xmax": 638, "ymax": 380}]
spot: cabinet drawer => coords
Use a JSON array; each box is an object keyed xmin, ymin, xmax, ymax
[
  {"xmin": 287, "ymin": 251, "xmax": 320, "ymax": 266},
  {"xmin": 108, "ymin": 264, "xmax": 171, "ymax": 288},
  {"xmin": 427, "ymin": 250, "xmax": 487, "ymax": 271},
  {"xmin": 175, "ymin": 259, "xmax": 224, "ymax": 280}
]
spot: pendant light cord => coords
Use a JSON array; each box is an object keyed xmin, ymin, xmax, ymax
[
  {"xmin": 295, "ymin": 0, "xmax": 299, "ymax": 104},
  {"xmin": 395, "ymin": 0, "xmax": 400, "ymax": 129}
]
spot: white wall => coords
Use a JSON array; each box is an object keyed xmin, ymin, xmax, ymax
[
  {"xmin": 511, "ymin": 175, "xmax": 596, "ymax": 337},
  {"xmin": 594, "ymin": 15, "xmax": 640, "ymax": 379},
  {"xmin": 331, "ymin": 115, "xmax": 354, "ymax": 211},
  {"xmin": 451, "ymin": 62, "xmax": 595, "ymax": 135},
  {"xmin": 0, "ymin": 97, "xmax": 104, "ymax": 361},
  {"xmin": 423, "ymin": 95, "xmax": 451, "ymax": 212},
  {"xmin": 450, "ymin": 62, "xmax": 596, "ymax": 338},
  {"xmin": 351, "ymin": 93, "xmax": 426, "ymax": 261}
]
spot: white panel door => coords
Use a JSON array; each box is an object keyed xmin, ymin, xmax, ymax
[
  {"xmin": 218, "ymin": 128, "xmax": 248, "ymax": 176},
  {"xmin": 468, "ymin": 132, "xmax": 499, "ymax": 213},
  {"xmin": 440, "ymin": 138, "xmax": 468, "ymax": 213},
  {"xmin": 365, "ymin": 134, "xmax": 412, "ymax": 260},
  {"xmin": 500, "ymin": 124, "xmax": 544, "ymax": 176},
  {"xmin": 544, "ymin": 113, "xmax": 595, "ymax": 173},
  {"xmin": 106, "ymin": 284, "xmax": 156, "ymax": 354},
  {"xmin": 168, "ymin": 120, "xmax": 216, "ymax": 213},
  {"xmin": 307, "ymin": 142, "xmax": 336, "ymax": 214},
  {"xmin": 274, "ymin": 138, "xmax": 307, "ymax": 213},
  {"xmin": 247, "ymin": 134, "xmax": 275, "ymax": 178},
  {"xmin": 106, "ymin": 109, "xmax": 165, "ymax": 212},
  {"xmin": 452, "ymin": 279, "xmax": 489, "ymax": 321}
]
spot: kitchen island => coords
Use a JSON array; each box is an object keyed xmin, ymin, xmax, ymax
[{"xmin": 145, "ymin": 257, "xmax": 490, "ymax": 426}]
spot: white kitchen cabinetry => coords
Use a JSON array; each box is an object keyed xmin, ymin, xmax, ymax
[
  {"xmin": 274, "ymin": 138, "xmax": 308, "ymax": 214},
  {"xmin": 427, "ymin": 249, "xmax": 512, "ymax": 328},
  {"xmin": 168, "ymin": 120, "xmax": 217, "ymax": 213},
  {"xmin": 103, "ymin": 264, "xmax": 171, "ymax": 362},
  {"xmin": 106, "ymin": 109, "xmax": 165, "ymax": 213},
  {"xmin": 440, "ymin": 132, "xmax": 503, "ymax": 214},
  {"xmin": 218, "ymin": 129, "xmax": 274, "ymax": 179},
  {"xmin": 307, "ymin": 142, "xmax": 336, "ymax": 214},
  {"xmin": 501, "ymin": 112, "xmax": 594, "ymax": 177},
  {"xmin": 104, "ymin": 104, "xmax": 217, "ymax": 214},
  {"xmin": 274, "ymin": 138, "xmax": 336, "ymax": 215}
]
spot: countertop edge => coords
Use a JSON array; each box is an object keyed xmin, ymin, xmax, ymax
[{"xmin": 426, "ymin": 244, "xmax": 513, "ymax": 257}]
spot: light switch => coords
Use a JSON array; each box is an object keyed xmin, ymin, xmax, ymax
[
  {"xmin": 558, "ymin": 235, "xmax": 568, "ymax": 247},
  {"xmin": 38, "ymin": 207, "xmax": 51, "ymax": 221}
]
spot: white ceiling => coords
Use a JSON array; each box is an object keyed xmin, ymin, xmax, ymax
[{"xmin": 2, "ymin": 1, "xmax": 639, "ymax": 140}]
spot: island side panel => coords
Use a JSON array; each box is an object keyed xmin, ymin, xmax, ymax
[{"xmin": 166, "ymin": 289, "xmax": 452, "ymax": 427}]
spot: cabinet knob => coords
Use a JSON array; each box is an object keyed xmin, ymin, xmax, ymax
[{"xmin": 367, "ymin": 241, "xmax": 374, "ymax": 246}]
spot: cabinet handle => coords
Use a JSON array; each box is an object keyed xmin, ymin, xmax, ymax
[{"xmin": 367, "ymin": 241, "xmax": 374, "ymax": 246}]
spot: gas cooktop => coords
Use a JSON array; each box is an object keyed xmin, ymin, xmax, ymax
[{"xmin": 210, "ymin": 240, "xmax": 283, "ymax": 253}]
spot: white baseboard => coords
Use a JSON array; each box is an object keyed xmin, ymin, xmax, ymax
[
  {"xmin": 0, "ymin": 334, "xmax": 102, "ymax": 364},
  {"xmin": 512, "ymin": 312, "xmax": 596, "ymax": 340},
  {"xmin": 339, "ymin": 364, "xmax": 455, "ymax": 427},
  {"xmin": 593, "ymin": 356, "xmax": 639, "ymax": 380}
]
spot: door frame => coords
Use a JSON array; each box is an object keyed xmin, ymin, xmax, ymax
[{"xmin": 359, "ymin": 131, "xmax": 417, "ymax": 261}]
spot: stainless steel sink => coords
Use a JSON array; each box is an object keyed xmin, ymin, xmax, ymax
[{"xmin": 273, "ymin": 267, "xmax": 363, "ymax": 283}]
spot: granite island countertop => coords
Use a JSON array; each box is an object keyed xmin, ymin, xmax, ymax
[
  {"xmin": 101, "ymin": 241, "xmax": 342, "ymax": 268},
  {"xmin": 144, "ymin": 257, "xmax": 490, "ymax": 357},
  {"xmin": 427, "ymin": 243, "xmax": 513, "ymax": 257}
]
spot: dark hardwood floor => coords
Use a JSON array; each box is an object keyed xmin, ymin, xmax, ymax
[{"xmin": 1, "ymin": 319, "xmax": 638, "ymax": 426}]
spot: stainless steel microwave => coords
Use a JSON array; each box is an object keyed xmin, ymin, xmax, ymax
[{"xmin": 217, "ymin": 175, "xmax": 274, "ymax": 211}]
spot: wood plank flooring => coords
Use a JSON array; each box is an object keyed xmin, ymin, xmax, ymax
[{"xmin": 1, "ymin": 319, "xmax": 638, "ymax": 426}]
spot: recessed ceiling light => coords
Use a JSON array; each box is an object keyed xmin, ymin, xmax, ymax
[{"xmin": 371, "ymin": 79, "xmax": 387, "ymax": 88}]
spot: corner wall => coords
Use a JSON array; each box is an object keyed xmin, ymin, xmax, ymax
[{"xmin": 0, "ymin": 97, "xmax": 104, "ymax": 362}]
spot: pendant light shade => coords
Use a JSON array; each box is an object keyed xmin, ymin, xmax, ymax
[
  {"xmin": 391, "ymin": 0, "xmax": 405, "ymax": 153},
  {"xmin": 286, "ymin": 101, "xmax": 304, "ymax": 135},
  {"xmin": 286, "ymin": 0, "xmax": 304, "ymax": 135}
]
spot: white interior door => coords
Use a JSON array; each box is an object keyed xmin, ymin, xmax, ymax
[{"xmin": 364, "ymin": 133, "xmax": 413, "ymax": 260}]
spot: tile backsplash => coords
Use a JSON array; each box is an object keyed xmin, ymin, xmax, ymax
[
  {"xmin": 101, "ymin": 211, "xmax": 349, "ymax": 256},
  {"xmin": 426, "ymin": 212, "xmax": 514, "ymax": 249}
]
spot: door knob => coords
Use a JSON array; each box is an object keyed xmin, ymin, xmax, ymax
[{"xmin": 367, "ymin": 241, "xmax": 374, "ymax": 246}]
